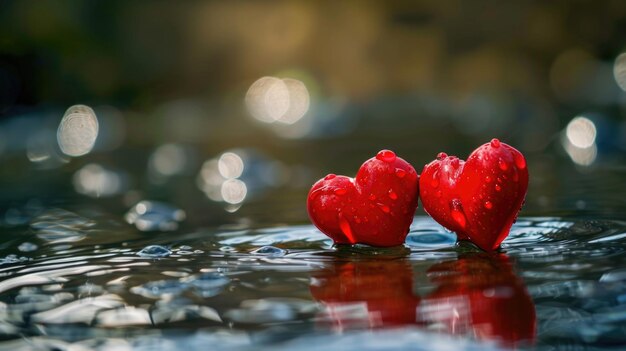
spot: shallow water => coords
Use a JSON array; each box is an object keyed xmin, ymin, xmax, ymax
[{"xmin": 0, "ymin": 210, "xmax": 625, "ymax": 350}]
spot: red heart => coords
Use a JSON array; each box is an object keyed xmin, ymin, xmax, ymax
[
  {"xmin": 307, "ymin": 150, "xmax": 419, "ymax": 247},
  {"xmin": 419, "ymin": 139, "xmax": 528, "ymax": 251}
]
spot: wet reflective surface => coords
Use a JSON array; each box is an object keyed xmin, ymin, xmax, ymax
[
  {"xmin": 1, "ymin": 101, "xmax": 625, "ymax": 350},
  {"xmin": 0, "ymin": 211, "xmax": 624, "ymax": 350},
  {"xmin": 4, "ymin": 2, "xmax": 626, "ymax": 349}
]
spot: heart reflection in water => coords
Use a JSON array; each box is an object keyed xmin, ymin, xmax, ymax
[
  {"xmin": 310, "ymin": 259, "xmax": 420, "ymax": 329},
  {"xmin": 310, "ymin": 254, "xmax": 536, "ymax": 348}
]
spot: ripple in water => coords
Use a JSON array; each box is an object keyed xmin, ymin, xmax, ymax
[
  {"xmin": 0, "ymin": 216, "xmax": 624, "ymax": 350},
  {"xmin": 30, "ymin": 208, "xmax": 94, "ymax": 243}
]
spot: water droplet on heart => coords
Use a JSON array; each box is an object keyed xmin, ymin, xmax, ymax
[
  {"xmin": 338, "ymin": 214, "xmax": 355, "ymax": 244},
  {"xmin": 498, "ymin": 159, "xmax": 508, "ymax": 171},
  {"xmin": 484, "ymin": 201, "xmax": 493, "ymax": 209},
  {"xmin": 376, "ymin": 150, "xmax": 396, "ymax": 163},
  {"xmin": 490, "ymin": 138, "xmax": 501, "ymax": 148},
  {"xmin": 325, "ymin": 174, "xmax": 336, "ymax": 180},
  {"xmin": 450, "ymin": 199, "xmax": 467, "ymax": 229},
  {"xmin": 388, "ymin": 190, "xmax": 398, "ymax": 200},
  {"xmin": 369, "ymin": 194, "xmax": 376, "ymax": 201},
  {"xmin": 495, "ymin": 184, "xmax": 502, "ymax": 192},
  {"xmin": 450, "ymin": 157, "xmax": 460, "ymax": 167},
  {"xmin": 485, "ymin": 175, "xmax": 492, "ymax": 183},
  {"xmin": 309, "ymin": 188, "xmax": 322, "ymax": 200},
  {"xmin": 354, "ymin": 216, "xmax": 361, "ymax": 224},
  {"xmin": 515, "ymin": 154, "xmax": 526, "ymax": 169},
  {"xmin": 395, "ymin": 168, "xmax": 406, "ymax": 178},
  {"xmin": 334, "ymin": 188, "xmax": 347, "ymax": 196},
  {"xmin": 430, "ymin": 170, "xmax": 439, "ymax": 188},
  {"xmin": 378, "ymin": 203, "xmax": 391, "ymax": 213},
  {"xmin": 436, "ymin": 190, "xmax": 442, "ymax": 198},
  {"xmin": 437, "ymin": 152, "xmax": 448, "ymax": 160}
]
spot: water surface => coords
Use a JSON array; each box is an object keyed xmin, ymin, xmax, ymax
[{"xmin": 0, "ymin": 209, "xmax": 625, "ymax": 350}]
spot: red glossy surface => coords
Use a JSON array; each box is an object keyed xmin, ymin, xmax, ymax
[
  {"xmin": 419, "ymin": 139, "xmax": 529, "ymax": 251},
  {"xmin": 310, "ymin": 260, "xmax": 420, "ymax": 330},
  {"xmin": 310, "ymin": 254, "xmax": 536, "ymax": 348},
  {"xmin": 422, "ymin": 254, "xmax": 536, "ymax": 348},
  {"xmin": 307, "ymin": 150, "xmax": 419, "ymax": 246}
]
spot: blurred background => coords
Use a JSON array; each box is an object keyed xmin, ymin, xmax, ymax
[{"xmin": 1, "ymin": 0, "xmax": 626, "ymax": 229}]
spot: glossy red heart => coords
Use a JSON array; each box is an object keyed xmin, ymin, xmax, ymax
[
  {"xmin": 307, "ymin": 150, "xmax": 419, "ymax": 247},
  {"xmin": 419, "ymin": 139, "xmax": 528, "ymax": 251}
]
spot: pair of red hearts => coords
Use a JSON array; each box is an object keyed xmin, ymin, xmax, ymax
[{"xmin": 307, "ymin": 139, "xmax": 529, "ymax": 251}]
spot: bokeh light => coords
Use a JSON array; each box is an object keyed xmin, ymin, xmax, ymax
[
  {"xmin": 218, "ymin": 152, "xmax": 244, "ymax": 179},
  {"xmin": 148, "ymin": 143, "xmax": 195, "ymax": 183},
  {"xmin": 245, "ymin": 76, "xmax": 310, "ymax": 125},
  {"xmin": 221, "ymin": 179, "xmax": 247, "ymax": 205},
  {"xmin": 125, "ymin": 200, "xmax": 186, "ymax": 232},
  {"xmin": 197, "ymin": 159, "xmax": 225, "ymax": 202},
  {"xmin": 73, "ymin": 163, "xmax": 127, "ymax": 198},
  {"xmin": 564, "ymin": 142, "xmax": 597, "ymax": 167},
  {"xmin": 562, "ymin": 116, "xmax": 598, "ymax": 167},
  {"xmin": 613, "ymin": 53, "xmax": 626, "ymax": 92},
  {"xmin": 566, "ymin": 116, "xmax": 597, "ymax": 148},
  {"xmin": 57, "ymin": 105, "xmax": 99, "ymax": 157},
  {"xmin": 197, "ymin": 151, "xmax": 249, "ymax": 207}
]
